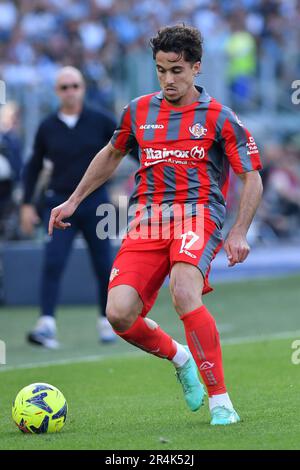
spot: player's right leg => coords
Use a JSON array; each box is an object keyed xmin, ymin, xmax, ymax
[
  {"xmin": 106, "ymin": 284, "xmax": 204, "ymax": 411},
  {"xmin": 107, "ymin": 284, "xmax": 181, "ymax": 360}
]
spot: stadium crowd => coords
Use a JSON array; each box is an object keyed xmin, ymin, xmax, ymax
[
  {"xmin": 0, "ymin": 0, "xmax": 299, "ymax": 103},
  {"xmin": 0, "ymin": 0, "xmax": 299, "ymax": 242}
]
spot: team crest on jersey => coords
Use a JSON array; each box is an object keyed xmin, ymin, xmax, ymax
[
  {"xmin": 189, "ymin": 123, "xmax": 207, "ymax": 138},
  {"xmin": 109, "ymin": 267, "xmax": 119, "ymax": 282}
]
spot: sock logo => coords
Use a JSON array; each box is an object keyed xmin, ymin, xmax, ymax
[{"xmin": 199, "ymin": 361, "xmax": 215, "ymax": 370}]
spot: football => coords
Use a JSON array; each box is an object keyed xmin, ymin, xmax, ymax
[{"xmin": 12, "ymin": 383, "xmax": 68, "ymax": 434}]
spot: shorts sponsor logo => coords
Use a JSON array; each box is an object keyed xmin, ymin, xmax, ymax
[
  {"xmin": 181, "ymin": 249, "xmax": 197, "ymax": 259},
  {"xmin": 109, "ymin": 267, "xmax": 119, "ymax": 282},
  {"xmin": 189, "ymin": 123, "xmax": 207, "ymax": 138},
  {"xmin": 139, "ymin": 124, "xmax": 164, "ymax": 129}
]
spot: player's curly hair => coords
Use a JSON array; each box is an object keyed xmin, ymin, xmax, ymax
[{"xmin": 149, "ymin": 24, "xmax": 203, "ymax": 64}]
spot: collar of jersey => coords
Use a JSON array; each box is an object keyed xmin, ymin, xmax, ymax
[{"xmin": 155, "ymin": 85, "xmax": 211, "ymax": 104}]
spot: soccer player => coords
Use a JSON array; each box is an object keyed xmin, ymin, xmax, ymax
[{"xmin": 48, "ymin": 26, "xmax": 263, "ymax": 425}]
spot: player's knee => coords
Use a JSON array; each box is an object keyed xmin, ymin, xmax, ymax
[
  {"xmin": 106, "ymin": 296, "xmax": 140, "ymax": 332},
  {"xmin": 170, "ymin": 284, "xmax": 196, "ymax": 311},
  {"xmin": 170, "ymin": 281, "xmax": 203, "ymax": 315},
  {"xmin": 170, "ymin": 264, "xmax": 204, "ymax": 314}
]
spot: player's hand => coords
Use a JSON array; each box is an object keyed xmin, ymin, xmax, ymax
[
  {"xmin": 48, "ymin": 200, "xmax": 77, "ymax": 235},
  {"xmin": 223, "ymin": 229, "xmax": 250, "ymax": 267},
  {"xmin": 20, "ymin": 204, "xmax": 41, "ymax": 236}
]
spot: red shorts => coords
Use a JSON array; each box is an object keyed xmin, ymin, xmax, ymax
[{"xmin": 108, "ymin": 210, "xmax": 223, "ymax": 317}]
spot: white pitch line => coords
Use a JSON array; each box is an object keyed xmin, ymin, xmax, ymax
[
  {"xmin": 0, "ymin": 357, "xmax": 101, "ymax": 373},
  {"xmin": 0, "ymin": 330, "xmax": 299, "ymax": 373},
  {"xmin": 0, "ymin": 350, "xmax": 144, "ymax": 373},
  {"xmin": 221, "ymin": 329, "xmax": 300, "ymax": 345}
]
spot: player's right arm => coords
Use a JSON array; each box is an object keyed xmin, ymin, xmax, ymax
[
  {"xmin": 48, "ymin": 143, "xmax": 124, "ymax": 235},
  {"xmin": 49, "ymin": 100, "xmax": 137, "ymax": 235}
]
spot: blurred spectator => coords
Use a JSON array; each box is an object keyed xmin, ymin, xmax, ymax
[
  {"xmin": 259, "ymin": 139, "xmax": 300, "ymax": 239},
  {"xmin": 0, "ymin": 101, "xmax": 22, "ymax": 239},
  {"xmin": 0, "ymin": 0, "xmax": 299, "ymax": 242},
  {"xmin": 0, "ymin": 1, "xmax": 17, "ymax": 42},
  {"xmin": 259, "ymin": 142, "xmax": 283, "ymax": 188},
  {"xmin": 0, "ymin": 101, "xmax": 22, "ymax": 181},
  {"xmin": 225, "ymin": 12, "xmax": 257, "ymax": 110},
  {"xmin": 0, "ymin": 0, "xmax": 298, "ymax": 105}
]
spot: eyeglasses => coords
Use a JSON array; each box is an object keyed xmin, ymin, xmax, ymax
[{"xmin": 59, "ymin": 83, "xmax": 81, "ymax": 91}]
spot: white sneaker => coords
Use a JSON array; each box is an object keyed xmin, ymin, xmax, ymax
[
  {"xmin": 97, "ymin": 317, "xmax": 117, "ymax": 343},
  {"xmin": 27, "ymin": 316, "xmax": 60, "ymax": 349}
]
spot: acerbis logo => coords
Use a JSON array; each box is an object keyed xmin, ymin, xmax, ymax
[
  {"xmin": 144, "ymin": 146, "xmax": 205, "ymax": 161},
  {"xmin": 139, "ymin": 124, "xmax": 164, "ymax": 129},
  {"xmin": 199, "ymin": 361, "xmax": 215, "ymax": 370}
]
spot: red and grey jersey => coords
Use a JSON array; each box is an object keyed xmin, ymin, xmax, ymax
[{"xmin": 111, "ymin": 86, "xmax": 262, "ymax": 227}]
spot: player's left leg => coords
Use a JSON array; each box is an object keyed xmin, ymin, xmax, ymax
[{"xmin": 169, "ymin": 262, "xmax": 240, "ymax": 425}]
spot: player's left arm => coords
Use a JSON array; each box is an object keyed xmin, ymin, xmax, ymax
[
  {"xmin": 224, "ymin": 170, "xmax": 263, "ymax": 267},
  {"xmin": 219, "ymin": 108, "xmax": 263, "ymax": 267}
]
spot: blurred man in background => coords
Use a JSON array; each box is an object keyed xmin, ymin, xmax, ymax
[
  {"xmin": 0, "ymin": 101, "xmax": 22, "ymax": 239},
  {"xmin": 20, "ymin": 66, "xmax": 117, "ymax": 348}
]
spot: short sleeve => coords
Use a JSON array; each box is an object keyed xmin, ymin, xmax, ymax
[
  {"xmin": 110, "ymin": 102, "xmax": 137, "ymax": 154},
  {"xmin": 219, "ymin": 109, "xmax": 262, "ymax": 174}
]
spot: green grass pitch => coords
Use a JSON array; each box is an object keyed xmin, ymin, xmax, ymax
[{"xmin": 0, "ymin": 275, "xmax": 299, "ymax": 450}]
